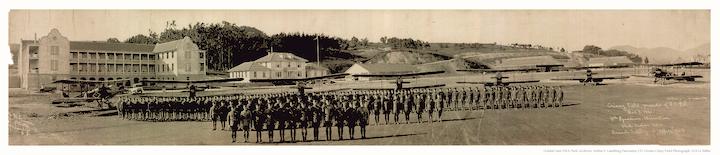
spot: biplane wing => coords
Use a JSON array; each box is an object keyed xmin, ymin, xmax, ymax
[
  {"xmin": 666, "ymin": 75, "xmax": 703, "ymax": 81},
  {"xmin": 552, "ymin": 76, "xmax": 629, "ymax": 81},
  {"xmin": 352, "ymin": 84, "xmax": 446, "ymax": 90},
  {"xmin": 457, "ymin": 68, "xmax": 540, "ymax": 73},
  {"xmin": 53, "ymin": 79, "xmax": 131, "ymax": 84},
  {"xmin": 248, "ymin": 73, "xmax": 349, "ymax": 85},
  {"xmin": 140, "ymin": 78, "xmax": 244, "ymax": 84},
  {"xmin": 351, "ymin": 70, "xmax": 446, "ymax": 77},
  {"xmin": 457, "ymin": 80, "xmax": 539, "ymax": 86},
  {"xmin": 563, "ymin": 65, "xmax": 630, "ymax": 70}
]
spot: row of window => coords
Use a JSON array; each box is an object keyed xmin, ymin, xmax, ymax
[
  {"xmin": 71, "ymin": 52, "xmax": 156, "ymax": 61},
  {"xmin": 262, "ymin": 62, "xmax": 303, "ymax": 69},
  {"xmin": 69, "ymin": 63, "xmax": 205, "ymax": 73},
  {"xmin": 230, "ymin": 71, "xmax": 325, "ymax": 79},
  {"xmin": 69, "ymin": 51, "xmax": 205, "ymax": 61}
]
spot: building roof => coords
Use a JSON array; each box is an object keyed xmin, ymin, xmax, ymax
[
  {"xmin": 69, "ymin": 41, "xmax": 155, "ymax": 53},
  {"xmin": 228, "ymin": 62, "xmax": 272, "ymax": 72},
  {"xmin": 496, "ymin": 56, "xmax": 562, "ymax": 68},
  {"xmin": 255, "ymin": 52, "xmax": 309, "ymax": 62},
  {"xmin": 587, "ymin": 56, "xmax": 635, "ymax": 65},
  {"xmin": 346, "ymin": 63, "xmax": 418, "ymax": 74},
  {"xmin": 152, "ymin": 36, "xmax": 194, "ymax": 53}
]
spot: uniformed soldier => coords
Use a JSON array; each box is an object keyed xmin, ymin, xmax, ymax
[
  {"xmin": 347, "ymin": 96, "xmax": 357, "ymax": 140},
  {"xmin": 253, "ymin": 97, "xmax": 265, "ymax": 143},
  {"xmin": 556, "ymin": 86, "xmax": 564, "ymax": 107},
  {"xmin": 287, "ymin": 96, "xmax": 298, "ymax": 143},
  {"xmin": 228, "ymin": 103, "xmax": 239, "ymax": 143},
  {"xmin": 265, "ymin": 99, "xmax": 275, "ymax": 143},
  {"xmin": 413, "ymin": 91, "xmax": 422, "ymax": 123},
  {"xmin": 299, "ymin": 96, "xmax": 309, "ymax": 142},
  {"xmin": 372, "ymin": 93, "xmax": 382, "ymax": 126},
  {"xmin": 358, "ymin": 95, "xmax": 369, "ymax": 139},
  {"xmin": 403, "ymin": 91, "xmax": 412, "ymax": 124},
  {"xmin": 426, "ymin": 90, "xmax": 435, "ymax": 123},
  {"xmin": 311, "ymin": 97, "xmax": 322, "ymax": 141},
  {"xmin": 435, "ymin": 89, "xmax": 444, "ymax": 122},
  {"xmin": 240, "ymin": 104, "xmax": 251, "ymax": 143},
  {"xmin": 323, "ymin": 97, "xmax": 334, "ymax": 141},
  {"xmin": 383, "ymin": 91, "xmax": 392, "ymax": 125},
  {"xmin": 451, "ymin": 88, "xmax": 458, "ymax": 110},
  {"xmin": 392, "ymin": 91, "xmax": 401, "ymax": 124},
  {"xmin": 335, "ymin": 101, "xmax": 346, "ymax": 140}
]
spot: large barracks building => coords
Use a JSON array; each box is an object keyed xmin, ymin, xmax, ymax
[{"xmin": 17, "ymin": 29, "xmax": 207, "ymax": 89}]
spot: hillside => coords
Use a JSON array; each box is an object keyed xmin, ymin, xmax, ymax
[{"xmin": 609, "ymin": 43, "xmax": 710, "ymax": 64}]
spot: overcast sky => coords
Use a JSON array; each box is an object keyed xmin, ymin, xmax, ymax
[{"xmin": 8, "ymin": 10, "xmax": 709, "ymax": 51}]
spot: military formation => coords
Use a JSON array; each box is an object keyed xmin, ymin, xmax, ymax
[{"xmin": 113, "ymin": 85, "xmax": 563, "ymax": 143}]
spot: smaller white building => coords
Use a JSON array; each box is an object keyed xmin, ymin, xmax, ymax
[{"xmin": 228, "ymin": 52, "xmax": 329, "ymax": 82}]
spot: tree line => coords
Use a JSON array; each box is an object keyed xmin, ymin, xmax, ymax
[
  {"xmin": 122, "ymin": 21, "xmax": 357, "ymax": 72},
  {"xmin": 574, "ymin": 45, "xmax": 644, "ymax": 63}
]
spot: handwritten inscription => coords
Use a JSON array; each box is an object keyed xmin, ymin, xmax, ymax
[{"xmin": 605, "ymin": 97, "xmax": 700, "ymax": 136}]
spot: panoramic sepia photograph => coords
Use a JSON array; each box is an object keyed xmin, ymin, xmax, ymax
[{"xmin": 7, "ymin": 10, "xmax": 710, "ymax": 145}]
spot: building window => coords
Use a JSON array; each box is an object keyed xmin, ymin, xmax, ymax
[
  {"xmin": 51, "ymin": 60, "xmax": 58, "ymax": 71},
  {"xmin": 186, "ymin": 63, "xmax": 191, "ymax": 72},
  {"xmin": 262, "ymin": 72, "xmax": 266, "ymax": 78},
  {"xmin": 199, "ymin": 52, "xmax": 204, "ymax": 59},
  {"xmin": 108, "ymin": 53, "xmax": 114, "ymax": 60},
  {"xmin": 51, "ymin": 46, "xmax": 59, "ymax": 55},
  {"xmin": 171, "ymin": 64, "xmax": 174, "ymax": 71},
  {"xmin": 81, "ymin": 52, "xmax": 87, "ymax": 59},
  {"xmin": 253, "ymin": 72, "xmax": 257, "ymax": 78},
  {"xmin": 200, "ymin": 63, "xmax": 205, "ymax": 71},
  {"xmin": 276, "ymin": 72, "xmax": 281, "ymax": 78},
  {"xmin": 171, "ymin": 52, "xmax": 174, "ymax": 58},
  {"xmin": 90, "ymin": 53, "xmax": 96, "ymax": 59},
  {"xmin": 276, "ymin": 65, "xmax": 280, "ymax": 68},
  {"xmin": 72, "ymin": 52, "xmax": 78, "ymax": 59},
  {"xmin": 298, "ymin": 64, "xmax": 301, "ymax": 68},
  {"xmin": 99, "ymin": 53, "xmax": 106, "ymax": 59}
]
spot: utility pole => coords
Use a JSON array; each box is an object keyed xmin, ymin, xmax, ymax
[{"xmin": 315, "ymin": 35, "xmax": 320, "ymax": 66}]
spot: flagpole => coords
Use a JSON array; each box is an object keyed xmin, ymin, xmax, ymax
[{"xmin": 316, "ymin": 36, "xmax": 320, "ymax": 66}]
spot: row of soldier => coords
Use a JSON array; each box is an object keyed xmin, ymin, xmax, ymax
[
  {"xmin": 114, "ymin": 85, "xmax": 563, "ymax": 122},
  {"xmin": 113, "ymin": 85, "xmax": 564, "ymax": 143}
]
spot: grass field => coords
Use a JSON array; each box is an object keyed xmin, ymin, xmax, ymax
[{"xmin": 8, "ymin": 69, "xmax": 710, "ymax": 145}]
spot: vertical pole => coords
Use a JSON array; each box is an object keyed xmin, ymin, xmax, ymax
[{"xmin": 316, "ymin": 36, "xmax": 320, "ymax": 66}]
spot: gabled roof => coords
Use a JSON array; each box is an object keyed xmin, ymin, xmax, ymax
[
  {"xmin": 228, "ymin": 62, "xmax": 272, "ymax": 72},
  {"xmin": 346, "ymin": 63, "xmax": 418, "ymax": 74},
  {"xmin": 255, "ymin": 52, "xmax": 309, "ymax": 62},
  {"xmin": 153, "ymin": 36, "xmax": 193, "ymax": 53},
  {"xmin": 497, "ymin": 56, "xmax": 562, "ymax": 68},
  {"xmin": 588, "ymin": 56, "xmax": 635, "ymax": 65},
  {"xmin": 69, "ymin": 41, "xmax": 155, "ymax": 53}
]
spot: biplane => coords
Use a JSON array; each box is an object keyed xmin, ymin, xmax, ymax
[
  {"xmin": 456, "ymin": 71, "xmax": 540, "ymax": 86},
  {"xmin": 551, "ymin": 69, "xmax": 629, "ymax": 85},
  {"xmin": 248, "ymin": 73, "xmax": 350, "ymax": 94},
  {"xmin": 50, "ymin": 79, "xmax": 131, "ymax": 108},
  {"xmin": 345, "ymin": 70, "xmax": 447, "ymax": 90},
  {"xmin": 631, "ymin": 62, "xmax": 704, "ymax": 84}
]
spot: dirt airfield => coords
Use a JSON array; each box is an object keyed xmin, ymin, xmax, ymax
[{"xmin": 8, "ymin": 69, "xmax": 710, "ymax": 145}]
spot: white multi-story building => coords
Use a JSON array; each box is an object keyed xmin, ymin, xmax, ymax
[
  {"xmin": 17, "ymin": 29, "xmax": 207, "ymax": 90},
  {"xmin": 228, "ymin": 52, "xmax": 329, "ymax": 81}
]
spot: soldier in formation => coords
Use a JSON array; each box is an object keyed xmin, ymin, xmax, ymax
[{"xmin": 112, "ymin": 85, "xmax": 564, "ymax": 143}]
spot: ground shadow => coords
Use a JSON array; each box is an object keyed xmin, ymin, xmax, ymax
[{"xmin": 256, "ymin": 132, "xmax": 426, "ymax": 144}]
